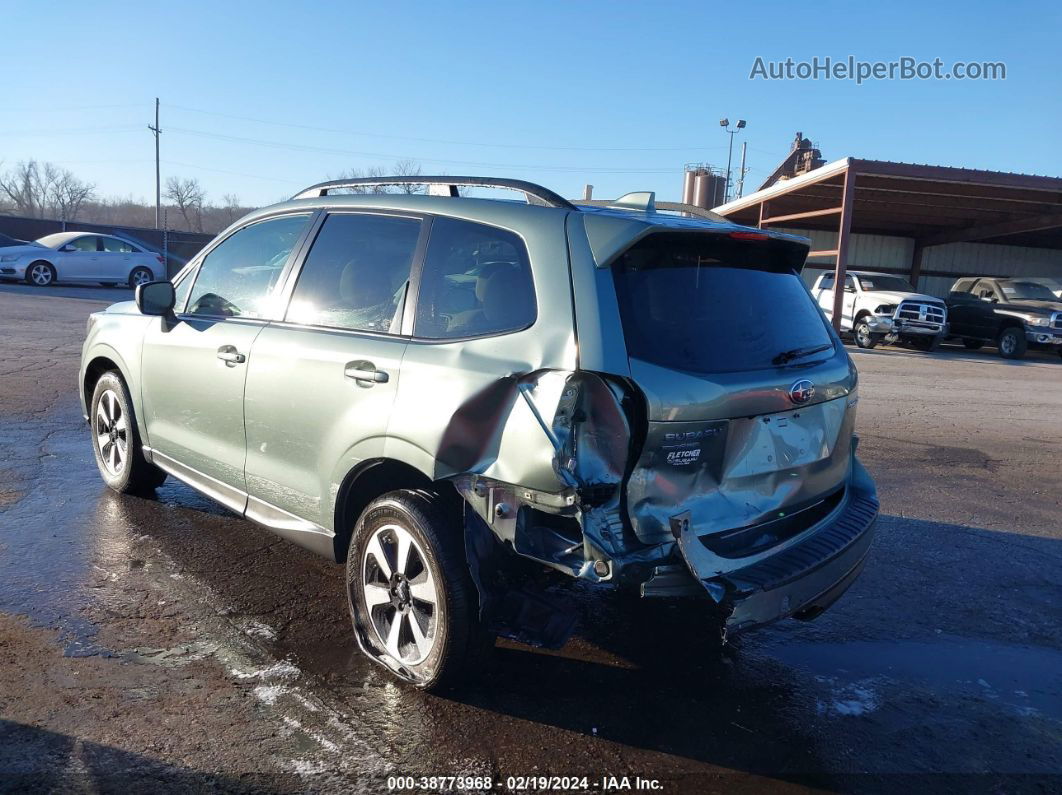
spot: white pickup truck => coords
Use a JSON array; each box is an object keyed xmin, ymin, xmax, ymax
[{"xmin": 810, "ymin": 270, "xmax": 949, "ymax": 351}]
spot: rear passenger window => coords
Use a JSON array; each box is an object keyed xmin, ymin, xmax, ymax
[
  {"xmin": 414, "ymin": 217, "xmax": 536, "ymax": 339},
  {"xmin": 286, "ymin": 213, "xmax": 421, "ymax": 333},
  {"xmin": 187, "ymin": 214, "xmax": 310, "ymax": 319}
]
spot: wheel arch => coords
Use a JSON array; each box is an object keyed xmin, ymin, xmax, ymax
[
  {"xmin": 82, "ymin": 346, "xmax": 141, "ymax": 433},
  {"xmin": 996, "ymin": 316, "xmax": 1025, "ymax": 332},
  {"xmin": 27, "ymin": 257, "xmax": 58, "ymax": 280},
  {"xmin": 332, "ymin": 458, "xmax": 439, "ymax": 563}
]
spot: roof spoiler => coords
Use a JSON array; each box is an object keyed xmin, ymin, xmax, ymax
[
  {"xmin": 291, "ymin": 176, "xmax": 577, "ymax": 209},
  {"xmin": 573, "ymin": 198, "xmax": 732, "ymax": 223}
]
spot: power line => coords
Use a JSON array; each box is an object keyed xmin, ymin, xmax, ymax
[
  {"xmin": 161, "ymin": 159, "xmax": 304, "ymax": 185},
  {"xmin": 0, "ymin": 125, "xmax": 142, "ymax": 137},
  {"xmin": 166, "ymin": 126, "xmax": 682, "ymax": 173},
  {"xmin": 0, "ymin": 103, "xmax": 145, "ymax": 112},
  {"xmin": 167, "ymin": 102, "xmax": 727, "ymax": 153}
]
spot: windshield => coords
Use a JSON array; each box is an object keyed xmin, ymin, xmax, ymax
[
  {"xmin": 611, "ymin": 232, "xmax": 834, "ymax": 374},
  {"xmin": 856, "ymin": 274, "xmax": 914, "ymax": 292},
  {"xmin": 34, "ymin": 233, "xmax": 73, "ymax": 249},
  {"xmin": 999, "ymin": 280, "xmax": 1059, "ymax": 301}
]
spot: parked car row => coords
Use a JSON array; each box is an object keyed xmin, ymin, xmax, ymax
[
  {"xmin": 812, "ymin": 270, "xmax": 1062, "ymax": 360},
  {"xmin": 0, "ymin": 232, "xmax": 163, "ymax": 288}
]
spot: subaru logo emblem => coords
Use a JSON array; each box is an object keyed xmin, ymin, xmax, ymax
[{"xmin": 788, "ymin": 379, "xmax": 815, "ymax": 404}]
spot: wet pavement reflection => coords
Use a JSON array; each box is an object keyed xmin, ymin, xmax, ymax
[{"xmin": 4, "ymin": 398, "xmax": 1062, "ymax": 791}]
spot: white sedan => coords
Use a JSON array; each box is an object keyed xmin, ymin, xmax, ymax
[{"xmin": 0, "ymin": 232, "xmax": 164, "ymax": 288}]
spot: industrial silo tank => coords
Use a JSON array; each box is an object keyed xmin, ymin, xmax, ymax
[{"xmin": 682, "ymin": 170, "xmax": 697, "ymax": 205}]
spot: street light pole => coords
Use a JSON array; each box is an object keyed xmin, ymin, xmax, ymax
[{"xmin": 719, "ymin": 118, "xmax": 746, "ymax": 203}]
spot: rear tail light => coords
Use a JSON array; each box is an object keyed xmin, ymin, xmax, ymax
[
  {"xmin": 728, "ymin": 231, "xmax": 769, "ymax": 241},
  {"xmin": 155, "ymin": 254, "xmax": 164, "ymax": 265}
]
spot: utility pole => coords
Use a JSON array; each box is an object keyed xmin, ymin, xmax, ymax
[
  {"xmin": 148, "ymin": 98, "xmax": 161, "ymax": 229},
  {"xmin": 737, "ymin": 140, "xmax": 748, "ymax": 198}
]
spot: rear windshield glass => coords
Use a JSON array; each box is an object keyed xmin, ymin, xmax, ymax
[{"xmin": 611, "ymin": 233, "xmax": 834, "ymax": 374}]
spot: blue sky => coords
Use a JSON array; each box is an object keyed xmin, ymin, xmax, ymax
[{"xmin": 2, "ymin": 0, "xmax": 1058, "ymax": 207}]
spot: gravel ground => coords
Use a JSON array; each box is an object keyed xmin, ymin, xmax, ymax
[{"xmin": 1, "ymin": 282, "xmax": 1060, "ymax": 793}]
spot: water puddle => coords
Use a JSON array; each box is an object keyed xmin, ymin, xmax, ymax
[{"xmin": 773, "ymin": 636, "xmax": 1062, "ymax": 722}]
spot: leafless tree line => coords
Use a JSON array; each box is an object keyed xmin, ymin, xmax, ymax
[
  {"xmin": 1, "ymin": 158, "xmax": 433, "ymax": 235},
  {"xmin": 333, "ymin": 159, "xmax": 427, "ymax": 193},
  {"xmin": 0, "ymin": 160, "xmax": 249, "ymax": 234},
  {"xmin": 0, "ymin": 160, "xmax": 96, "ymax": 222}
]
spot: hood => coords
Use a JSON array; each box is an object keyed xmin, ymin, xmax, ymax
[
  {"xmin": 863, "ymin": 290, "xmax": 942, "ymax": 305},
  {"xmin": 1002, "ymin": 299, "xmax": 1062, "ymax": 315},
  {"xmin": 0, "ymin": 243, "xmax": 49, "ymax": 258},
  {"xmin": 105, "ymin": 300, "xmax": 138, "ymax": 314}
]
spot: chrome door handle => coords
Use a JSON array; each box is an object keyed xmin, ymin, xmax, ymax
[
  {"xmin": 217, "ymin": 345, "xmax": 246, "ymax": 364},
  {"xmin": 344, "ymin": 361, "xmax": 389, "ymax": 385}
]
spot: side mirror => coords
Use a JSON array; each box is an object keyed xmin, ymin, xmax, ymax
[
  {"xmin": 135, "ymin": 280, "xmax": 176, "ymax": 317},
  {"xmin": 60, "ymin": 244, "xmax": 77, "ymax": 252}
]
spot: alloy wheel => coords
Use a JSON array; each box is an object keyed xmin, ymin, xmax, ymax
[
  {"xmin": 1000, "ymin": 333, "xmax": 1016, "ymax": 355},
  {"xmin": 30, "ymin": 264, "xmax": 53, "ymax": 286},
  {"xmin": 856, "ymin": 323, "xmax": 871, "ymax": 347},
  {"xmin": 131, "ymin": 269, "xmax": 152, "ymax": 287},
  {"xmin": 94, "ymin": 389, "xmax": 128, "ymax": 476},
  {"xmin": 361, "ymin": 523, "xmax": 438, "ymax": 665}
]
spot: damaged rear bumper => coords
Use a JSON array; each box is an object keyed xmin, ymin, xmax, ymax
[{"xmin": 676, "ymin": 458, "xmax": 879, "ymax": 631}]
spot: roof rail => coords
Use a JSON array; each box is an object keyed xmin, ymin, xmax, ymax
[{"xmin": 291, "ymin": 176, "xmax": 577, "ymax": 209}]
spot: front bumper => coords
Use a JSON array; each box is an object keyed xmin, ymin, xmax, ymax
[
  {"xmin": 1027, "ymin": 328, "xmax": 1062, "ymax": 345},
  {"xmin": 675, "ymin": 458, "xmax": 879, "ymax": 631},
  {"xmin": 866, "ymin": 314, "xmax": 947, "ymax": 337}
]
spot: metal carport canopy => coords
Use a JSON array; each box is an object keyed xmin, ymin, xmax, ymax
[{"xmin": 712, "ymin": 157, "xmax": 1062, "ymax": 329}]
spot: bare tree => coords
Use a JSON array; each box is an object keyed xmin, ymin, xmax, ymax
[
  {"xmin": 392, "ymin": 159, "xmax": 424, "ymax": 194},
  {"xmin": 48, "ymin": 168, "xmax": 96, "ymax": 221},
  {"xmin": 0, "ymin": 160, "xmax": 95, "ymax": 220},
  {"xmin": 165, "ymin": 176, "xmax": 206, "ymax": 232},
  {"xmin": 0, "ymin": 160, "xmax": 48, "ymax": 217},
  {"xmin": 332, "ymin": 160, "xmax": 425, "ymax": 194},
  {"xmin": 221, "ymin": 193, "xmax": 243, "ymax": 226}
]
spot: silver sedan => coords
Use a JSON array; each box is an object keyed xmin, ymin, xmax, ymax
[{"xmin": 0, "ymin": 232, "xmax": 163, "ymax": 288}]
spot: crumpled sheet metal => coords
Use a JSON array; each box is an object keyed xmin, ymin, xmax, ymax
[
  {"xmin": 627, "ymin": 396, "xmax": 854, "ymax": 563},
  {"xmin": 449, "ymin": 369, "xmax": 666, "ymax": 581}
]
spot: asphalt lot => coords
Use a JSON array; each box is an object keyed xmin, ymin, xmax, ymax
[{"xmin": 1, "ymin": 283, "xmax": 1060, "ymax": 792}]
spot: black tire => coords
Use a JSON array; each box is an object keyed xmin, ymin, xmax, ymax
[
  {"xmin": 89, "ymin": 371, "xmax": 167, "ymax": 494},
  {"xmin": 997, "ymin": 326, "xmax": 1027, "ymax": 359},
  {"xmin": 128, "ymin": 266, "xmax": 153, "ymax": 289},
  {"xmin": 347, "ymin": 489, "xmax": 490, "ymax": 691},
  {"xmin": 853, "ymin": 317, "xmax": 877, "ymax": 349},
  {"xmin": 25, "ymin": 260, "xmax": 56, "ymax": 287},
  {"xmin": 962, "ymin": 338, "xmax": 984, "ymax": 350}
]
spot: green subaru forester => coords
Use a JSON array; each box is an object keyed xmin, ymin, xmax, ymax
[{"xmin": 80, "ymin": 176, "xmax": 878, "ymax": 690}]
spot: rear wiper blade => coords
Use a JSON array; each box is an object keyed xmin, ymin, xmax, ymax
[{"xmin": 772, "ymin": 343, "xmax": 833, "ymax": 365}]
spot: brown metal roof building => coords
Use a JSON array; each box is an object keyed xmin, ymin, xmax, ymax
[{"xmin": 712, "ymin": 157, "xmax": 1062, "ymax": 304}]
